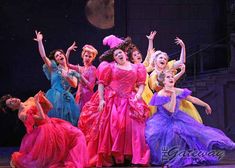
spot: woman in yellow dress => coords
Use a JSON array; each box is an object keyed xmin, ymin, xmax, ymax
[{"xmin": 148, "ymin": 37, "xmax": 203, "ymax": 123}]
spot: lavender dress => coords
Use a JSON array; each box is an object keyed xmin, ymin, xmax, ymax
[{"xmin": 145, "ymin": 89, "xmax": 235, "ymax": 167}]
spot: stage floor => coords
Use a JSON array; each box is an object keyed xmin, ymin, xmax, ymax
[{"xmin": 0, "ymin": 147, "xmax": 234, "ymax": 167}]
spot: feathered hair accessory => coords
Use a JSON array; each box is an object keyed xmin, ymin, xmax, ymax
[{"xmin": 99, "ymin": 35, "xmax": 132, "ymax": 62}]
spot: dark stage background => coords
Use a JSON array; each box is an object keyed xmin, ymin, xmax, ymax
[{"xmin": 0, "ymin": 0, "xmax": 235, "ymax": 146}]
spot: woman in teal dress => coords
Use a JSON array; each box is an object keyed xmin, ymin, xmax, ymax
[{"xmin": 34, "ymin": 31, "xmax": 80, "ymax": 126}]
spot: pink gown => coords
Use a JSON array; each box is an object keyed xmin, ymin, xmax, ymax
[
  {"xmin": 68, "ymin": 64, "xmax": 96, "ymax": 108},
  {"xmin": 79, "ymin": 61, "xmax": 150, "ymax": 167},
  {"xmin": 11, "ymin": 94, "xmax": 88, "ymax": 168}
]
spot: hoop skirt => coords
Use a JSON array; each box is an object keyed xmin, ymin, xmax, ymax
[
  {"xmin": 11, "ymin": 92, "xmax": 88, "ymax": 168},
  {"xmin": 145, "ymin": 89, "xmax": 235, "ymax": 167},
  {"xmin": 79, "ymin": 61, "xmax": 150, "ymax": 167}
]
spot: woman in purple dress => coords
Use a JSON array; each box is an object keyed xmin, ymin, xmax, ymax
[{"xmin": 145, "ymin": 70, "xmax": 235, "ymax": 167}]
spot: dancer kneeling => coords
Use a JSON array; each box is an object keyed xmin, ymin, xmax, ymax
[
  {"xmin": 145, "ymin": 70, "xmax": 235, "ymax": 167},
  {"xmin": 0, "ymin": 91, "xmax": 88, "ymax": 168}
]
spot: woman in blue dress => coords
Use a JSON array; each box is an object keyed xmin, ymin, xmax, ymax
[
  {"xmin": 34, "ymin": 31, "xmax": 80, "ymax": 126},
  {"xmin": 145, "ymin": 70, "xmax": 235, "ymax": 167}
]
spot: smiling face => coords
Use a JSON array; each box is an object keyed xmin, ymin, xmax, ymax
[
  {"xmin": 113, "ymin": 49, "xmax": 127, "ymax": 65},
  {"xmin": 82, "ymin": 51, "xmax": 94, "ymax": 66},
  {"xmin": 163, "ymin": 71, "xmax": 175, "ymax": 87},
  {"xmin": 131, "ymin": 50, "xmax": 142, "ymax": 64},
  {"xmin": 154, "ymin": 52, "xmax": 168, "ymax": 70},
  {"xmin": 6, "ymin": 97, "xmax": 21, "ymax": 110},
  {"xmin": 54, "ymin": 51, "xmax": 66, "ymax": 65}
]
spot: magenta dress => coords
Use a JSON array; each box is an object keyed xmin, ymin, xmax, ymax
[
  {"xmin": 11, "ymin": 95, "xmax": 88, "ymax": 168},
  {"xmin": 68, "ymin": 64, "xmax": 96, "ymax": 108},
  {"xmin": 79, "ymin": 61, "xmax": 150, "ymax": 167}
]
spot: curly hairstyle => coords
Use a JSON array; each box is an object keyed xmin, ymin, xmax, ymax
[
  {"xmin": 99, "ymin": 37, "xmax": 132, "ymax": 62},
  {"xmin": 151, "ymin": 51, "xmax": 169, "ymax": 67},
  {"xmin": 126, "ymin": 43, "xmax": 142, "ymax": 63},
  {"xmin": 0, "ymin": 94, "xmax": 12, "ymax": 113},
  {"xmin": 81, "ymin": 44, "xmax": 98, "ymax": 60}
]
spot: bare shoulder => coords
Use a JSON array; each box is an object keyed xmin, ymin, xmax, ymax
[
  {"xmin": 18, "ymin": 110, "xmax": 27, "ymax": 122},
  {"xmin": 175, "ymin": 88, "xmax": 184, "ymax": 95},
  {"xmin": 158, "ymin": 89, "xmax": 166, "ymax": 96}
]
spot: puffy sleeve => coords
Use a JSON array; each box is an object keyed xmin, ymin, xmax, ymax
[
  {"xmin": 136, "ymin": 63, "xmax": 147, "ymax": 86},
  {"xmin": 96, "ymin": 61, "xmax": 112, "ymax": 86},
  {"xmin": 148, "ymin": 71, "xmax": 163, "ymax": 92},
  {"xmin": 149, "ymin": 93, "xmax": 170, "ymax": 106},
  {"xmin": 166, "ymin": 60, "xmax": 176, "ymax": 70},
  {"xmin": 177, "ymin": 88, "xmax": 192, "ymax": 99},
  {"xmin": 42, "ymin": 60, "xmax": 57, "ymax": 80}
]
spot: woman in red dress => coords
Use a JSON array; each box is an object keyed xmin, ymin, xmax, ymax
[{"xmin": 0, "ymin": 91, "xmax": 88, "ymax": 168}]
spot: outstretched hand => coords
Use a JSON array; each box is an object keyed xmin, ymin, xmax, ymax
[
  {"xmin": 205, "ymin": 104, "xmax": 212, "ymax": 115},
  {"xmin": 175, "ymin": 37, "xmax": 185, "ymax": 48},
  {"xmin": 33, "ymin": 30, "xmax": 43, "ymax": 42},
  {"xmin": 68, "ymin": 41, "xmax": 77, "ymax": 52},
  {"xmin": 146, "ymin": 31, "xmax": 157, "ymax": 40}
]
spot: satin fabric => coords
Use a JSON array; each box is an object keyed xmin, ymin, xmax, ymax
[
  {"xmin": 79, "ymin": 61, "xmax": 150, "ymax": 167},
  {"xmin": 11, "ymin": 93, "xmax": 88, "ymax": 168},
  {"xmin": 145, "ymin": 89, "xmax": 235, "ymax": 167}
]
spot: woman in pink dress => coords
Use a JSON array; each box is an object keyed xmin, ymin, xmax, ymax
[
  {"xmin": 66, "ymin": 42, "xmax": 97, "ymax": 108},
  {"xmin": 0, "ymin": 91, "xmax": 88, "ymax": 168},
  {"xmin": 79, "ymin": 35, "xmax": 150, "ymax": 167}
]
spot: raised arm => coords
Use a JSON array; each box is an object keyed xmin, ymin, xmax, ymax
[
  {"xmin": 146, "ymin": 30, "xmax": 157, "ymax": 53},
  {"xmin": 66, "ymin": 41, "xmax": 77, "ymax": 60},
  {"xmin": 34, "ymin": 93, "xmax": 46, "ymax": 120},
  {"xmin": 173, "ymin": 37, "xmax": 186, "ymax": 69},
  {"xmin": 65, "ymin": 41, "xmax": 81, "ymax": 72},
  {"xmin": 144, "ymin": 48, "xmax": 155, "ymax": 72},
  {"xmin": 185, "ymin": 95, "xmax": 212, "ymax": 115},
  {"xmin": 33, "ymin": 31, "xmax": 52, "ymax": 70},
  {"xmin": 174, "ymin": 64, "xmax": 185, "ymax": 82},
  {"xmin": 144, "ymin": 31, "xmax": 157, "ymax": 67}
]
